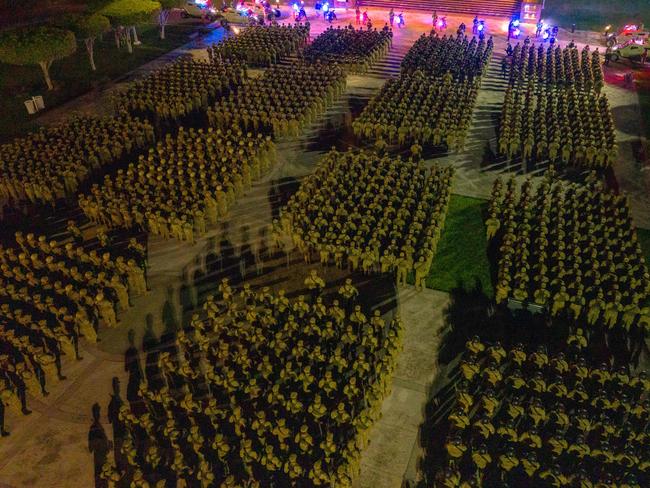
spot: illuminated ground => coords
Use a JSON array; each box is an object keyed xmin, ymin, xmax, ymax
[{"xmin": 0, "ymin": 5, "xmax": 648, "ymax": 488}]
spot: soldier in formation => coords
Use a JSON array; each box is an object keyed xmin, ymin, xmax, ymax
[
  {"xmin": 353, "ymin": 70, "xmax": 478, "ymax": 152},
  {"xmin": 280, "ymin": 149, "xmax": 453, "ymax": 287},
  {"xmin": 499, "ymin": 78, "xmax": 616, "ymax": 168},
  {"xmin": 207, "ymin": 63, "xmax": 346, "ymax": 138},
  {"xmin": 0, "ymin": 233, "xmax": 147, "ymax": 435},
  {"xmin": 401, "ymin": 32, "xmax": 493, "ymax": 80},
  {"xmin": 303, "ymin": 25, "xmax": 392, "ymax": 74},
  {"xmin": 209, "ymin": 23, "xmax": 310, "ymax": 67},
  {"xmin": 435, "ymin": 337, "xmax": 649, "ymax": 487},
  {"xmin": 489, "ymin": 174, "xmax": 650, "ymax": 364},
  {"xmin": 79, "ymin": 127, "xmax": 275, "ymax": 243},
  {"xmin": 0, "ymin": 116, "xmax": 153, "ymax": 211},
  {"xmin": 112, "ymin": 58, "xmax": 245, "ymax": 131},
  {"xmin": 96, "ymin": 276, "xmax": 404, "ymax": 487},
  {"xmin": 508, "ymin": 43, "xmax": 604, "ymax": 93}
]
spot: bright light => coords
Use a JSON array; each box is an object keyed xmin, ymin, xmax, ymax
[
  {"xmin": 512, "ymin": 19, "xmax": 520, "ymax": 27},
  {"xmin": 478, "ymin": 23, "xmax": 484, "ymax": 32},
  {"xmin": 323, "ymin": 2, "xmax": 329, "ymax": 11},
  {"xmin": 396, "ymin": 16, "xmax": 402, "ymax": 24},
  {"xmin": 501, "ymin": 21, "xmax": 510, "ymax": 33},
  {"xmin": 195, "ymin": 0, "xmax": 208, "ymax": 5},
  {"xmin": 543, "ymin": 31, "xmax": 549, "ymax": 40},
  {"xmin": 605, "ymin": 25, "xmax": 611, "ymax": 31},
  {"xmin": 437, "ymin": 19, "xmax": 444, "ymax": 28},
  {"xmin": 233, "ymin": 26, "xmax": 240, "ymax": 34},
  {"xmin": 513, "ymin": 28, "xmax": 521, "ymax": 37},
  {"xmin": 292, "ymin": 3, "xmax": 299, "ymax": 11}
]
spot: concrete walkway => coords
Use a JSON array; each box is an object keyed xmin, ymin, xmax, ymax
[{"xmin": 357, "ymin": 288, "xmax": 449, "ymax": 488}]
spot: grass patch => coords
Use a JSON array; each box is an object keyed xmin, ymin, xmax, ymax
[
  {"xmin": 543, "ymin": 0, "xmax": 648, "ymax": 32},
  {"xmin": 420, "ymin": 194, "xmax": 493, "ymax": 297},
  {"xmin": 0, "ymin": 22, "xmax": 199, "ymax": 143}
]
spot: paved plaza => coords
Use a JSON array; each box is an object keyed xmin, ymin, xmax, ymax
[{"xmin": 0, "ymin": 6, "xmax": 649, "ymax": 487}]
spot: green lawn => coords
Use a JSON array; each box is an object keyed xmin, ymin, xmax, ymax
[
  {"xmin": 0, "ymin": 22, "xmax": 199, "ymax": 143},
  {"xmin": 543, "ymin": 0, "xmax": 648, "ymax": 32},
  {"xmin": 419, "ymin": 194, "xmax": 494, "ymax": 297}
]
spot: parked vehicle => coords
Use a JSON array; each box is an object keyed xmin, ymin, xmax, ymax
[
  {"xmin": 604, "ymin": 24, "xmax": 649, "ymax": 47},
  {"xmin": 181, "ymin": 0, "xmax": 219, "ymax": 21},
  {"xmin": 611, "ymin": 38, "xmax": 650, "ymax": 63}
]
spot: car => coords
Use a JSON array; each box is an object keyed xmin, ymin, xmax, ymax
[
  {"xmin": 181, "ymin": 0, "xmax": 219, "ymax": 21},
  {"xmin": 181, "ymin": 1, "xmax": 253, "ymax": 25},
  {"xmin": 218, "ymin": 6, "xmax": 256, "ymax": 24},
  {"xmin": 605, "ymin": 24, "xmax": 649, "ymax": 47},
  {"xmin": 611, "ymin": 39, "xmax": 650, "ymax": 63}
]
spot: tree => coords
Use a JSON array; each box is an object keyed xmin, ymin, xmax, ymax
[
  {"xmin": 158, "ymin": 0, "xmax": 182, "ymax": 40},
  {"xmin": 74, "ymin": 13, "xmax": 112, "ymax": 71},
  {"xmin": 101, "ymin": 0, "xmax": 161, "ymax": 53},
  {"xmin": 0, "ymin": 26, "xmax": 77, "ymax": 91}
]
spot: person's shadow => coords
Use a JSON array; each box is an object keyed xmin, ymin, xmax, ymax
[
  {"xmin": 437, "ymin": 278, "xmax": 494, "ymax": 365},
  {"xmin": 162, "ymin": 285, "xmax": 179, "ymax": 333},
  {"xmin": 179, "ymin": 269, "xmax": 197, "ymax": 323},
  {"xmin": 88, "ymin": 403, "xmax": 111, "ymax": 488},
  {"xmin": 205, "ymin": 236, "xmax": 222, "ymax": 278},
  {"xmin": 268, "ymin": 177, "xmax": 300, "ymax": 221}
]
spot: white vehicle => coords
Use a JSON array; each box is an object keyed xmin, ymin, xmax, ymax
[
  {"xmin": 181, "ymin": 1, "xmax": 252, "ymax": 25},
  {"xmin": 181, "ymin": 1, "xmax": 219, "ymax": 21},
  {"xmin": 611, "ymin": 38, "xmax": 650, "ymax": 63},
  {"xmin": 220, "ymin": 6, "xmax": 257, "ymax": 24}
]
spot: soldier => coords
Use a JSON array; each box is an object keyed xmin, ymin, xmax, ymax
[
  {"xmin": 338, "ymin": 278, "xmax": 359, "ymax": 314},
  {"xmin": 304, "ymin": 269, "xmax": 325, "ymax": 303},
  {"xmin": 96, "ymin": 293, "xmax": 118, "ymax": 328},
  {"xmin": 110, "ymin": 275, "xmax": 130, "ymax": 312},
  {"xmin": 498, "ymin": 446, "xmax": 519, "ymax": 481},
  {"xmin": 127, "ymin": 259, "xmax": 148, "ymax": 297},
  {"xmin": 414, "ymin": 256, "xmax": 428, "ymax": 291}
]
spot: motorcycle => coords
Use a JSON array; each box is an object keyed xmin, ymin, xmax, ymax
[
  {"xmin": 294, "ymin": 7, "xmax": 307, "ymax": 21},
  {"xmin": 266, "ymin": 5, "xmax": 281, "ymax": 19},
  {"xmin": 325, "ymin": 9, "xmax": 337, "ymax": 23}
]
